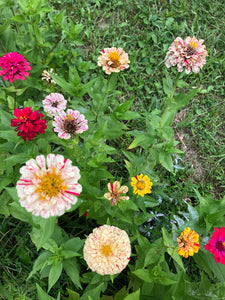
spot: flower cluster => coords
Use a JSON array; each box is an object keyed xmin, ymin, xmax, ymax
[
  {"xmin": 177, "ymin": 227, "xmax": 200, "ymax": 258},
  {"xmin": 165, "ymin": 36, "xmax": 208, "ymax": 74},
  {"xmin": 83, "ymin": 225, "xmax": 131, "ymax": 275},
  {"xmin": 0, "ymin": 52, "xmax": 31, "ymax": 82},
  {"xmin": 11, "ymin": 107, "xmax": 47, "ymax": 141}
]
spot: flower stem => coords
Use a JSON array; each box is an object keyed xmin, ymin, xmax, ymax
[{"xmin": 14, "ymin": 80, "xmax": 17, "ymax": 109}]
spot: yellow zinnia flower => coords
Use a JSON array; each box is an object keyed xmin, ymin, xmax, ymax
[
  {"xmin": 177, "ymin": 227, "xmax": 200, "ymax": 258},
  {"xmin": 130, "ymin": 174, "xmax": 153, "ymax": 197}
]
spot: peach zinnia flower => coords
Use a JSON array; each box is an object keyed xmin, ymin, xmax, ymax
[
  {"xmin": 104, "ymin": 181, "xmax": 129, "ymax": 206},
  {"xmin": 98, "ymin": 47, "xmax": 130, "ymax": 75},
  {"xmin": 131, "ymin": 174, "xmax": 153, "ymax": 197},
  {"xmin": 165, "ymin": 36, "xmax": 208, "ymax": 74},
  {"xmin": 42, "ymin": 93, "xmax": 67, "ymax": 117},
  {"xmin": 205, "ymin": 227, "xmax": 225, "ymax": 265},
  {"xmin": 177, "ymin": 227, "xmax": 200, "ymax": 258},
  {"xmin": 83, "ymin": 225, "xmax": 131, "ymax": 275},
  {"xmin": 16, "ymin": 154, "xmax": 82, "ymax": 218}
]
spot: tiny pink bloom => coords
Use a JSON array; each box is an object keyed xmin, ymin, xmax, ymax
[
  {"xmin": 104, "ymin": 180, "xmax": 129, "ymax": 206},
  {"xmin": 0, "ymin": 52, "xmax": 31, "ymax": 82},
  {"xmin": 42, "ymin": 93, "xmax": 67, "ymax": 117},
  {"xmin": 52, "ymin": 109, "xmax": 88, "ymax": 139},
  {"xmin": 98, "ymin": 47, "xmax": 130, "ymax": 75},
  {"xmin": 205, "ymin": 227, "xmax": 225, "ymax": 265},
  {"xmin": 165, "ymin": 36, "xmax": 208, "ymax": 74},
  {"xmin": 16, "ymin": 154, "xmax": 82, "ymax": 218}
]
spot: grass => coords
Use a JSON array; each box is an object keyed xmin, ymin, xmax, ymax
[{"xmin": 0, "ymin": 0, "xmax": 225, "ymax": 298}]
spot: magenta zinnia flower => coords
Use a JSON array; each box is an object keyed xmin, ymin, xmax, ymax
[
  {"xmin": 165, "ymin": 36, "xmax": 208, "ymax": 74},
  {"xmin": 42, "ymin": 93, "xmax": 67, "ymax": 117},
  {"xmin": 83, "ymin": 225, "xmax": 131, "ymax": 275},
  {"xmin": 52, "ymin": 109, "xmax": 88, "ymax": 139},
  {"xmin": 11, "ymin": 107, "xmax": 47, "ymax": 141},
  {"xmin": 98, "ymin": 47, "xmax": 130, "ymax": 75},
  {"xmin": 0, "ymin": 52, "xmax": 31, "ymax": 82},
  {"xmin": 205, "ymin": 227, "xmax": 225, "ymax": 265},
  {"xmin": 16, "ymin": 154, "xmax": 82, "ymax": 218}
]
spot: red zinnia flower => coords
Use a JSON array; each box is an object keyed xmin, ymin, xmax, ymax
[
  {"xmin": 0, "ymin": 52, "xmax": 31, "ymax": 83},
  {"xmin": 205, "ymin": 227, "xmax": 225, "ymax": 265},
  {"xmin": 11, "ymin": 107, "xmax": 47, "ymax": 141}
]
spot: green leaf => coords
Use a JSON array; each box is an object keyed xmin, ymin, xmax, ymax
[
  {"xmin": 0, "ymin": 19, "xmax": 10, "ymax": 34},
  {"xmin": 67, "ymin": 289, "xmax": 80, "ymax": 300},
  {"xmin": 63, "ymin": 258, "xmax": 82, "ymax": 289},
  {"xmin": 50, "ymin": 73, "xmax": 78, "ymax": 96},
  {"xmin": 36, "ymin": 283, "xmax": 58, "ymax": 300},
  {"xmin": 144, "ymin": 238, "xmax": 165, "ymax": 267},
  {"xmin": 28, "ymin": 251, "xmax": 52, "ymax": 280},
  {"xmin": 163, "ymin": 73, "xmax": 173, "ymax": 96},
  {"xmin": 134, "ymin": 213, "xmax": 154, "ymax": 225},
  {"xmin": 128, "ymin": 133, "xmax": 153, "ymax": 149},
  {"xmin": 123, "ymin": 289, "xmax": 140, "ymax": 300},
  {"xmin": 61, "ymin": 237, "xmax": 84, "ymax": 252},
  {"xmin": 132, "ymin": 268, "xmax": 153, "ymax": 283},
  {"xmin": 48, "ymin": 260, "xmax": 63, "ymax": 292},
  {"xmin": 80, "ymin": 283, "xmax": 104, "ymax": 300},
  {"xmin": 159, "ymin": 151, "xmax": 173, "ymax": 172}
]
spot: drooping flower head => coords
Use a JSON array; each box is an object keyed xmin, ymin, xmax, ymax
[
  {"xmin": 177, "ymin": 227, "xmax": 200, "ymax": 258},
  {"xmin": 131, "ymin": 174, "xmax": 153, "ymax": 197},
  {"xmin": 42, "ymin": 93, "xmax": 67, "ymax": 117},
  {"xmin": 16, "ymin": 154, "xmax": 82, "ymax": 218},
  {"xmin": 205, "ymin": 227, "xmax": 225, "ymax": 265},
  {"xmin": 104, "ymin": 181, "xmax": 129, "ymax": 206},
  {"xmin": 52, "ymin": 109, "xmax": 88, "ymax": 139},
  {"xmin": 98, "ymin": 47, "xmax": 130, "ymax": 75},
  {"xmin": 11, "ymin": 107, "xmax": 47, "ymax": 141},
  {"xmin": 41, "ymin": 68, "xmax": 57, "ymax": 85},
  {"xmin": 165, "ymin": 36, "xmax": 208, "ymax": 74},
  {"xmin": 0, "ymin": 52, "xmax": 31, "ymax": 82},
  {"xmin": 83, "ymin": 225, "xmax": 131, "ymax": 275}
]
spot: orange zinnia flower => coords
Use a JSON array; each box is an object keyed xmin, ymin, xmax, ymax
[{"xmin": 177, "ymin": 227, "xmax": 200, "ymax": 258}]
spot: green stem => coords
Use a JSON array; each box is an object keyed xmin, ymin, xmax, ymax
[
  {"xmin": 14, "ymin": 80, "xmax": 17, "ymax": 109},
  {"xmin": 0, "ymin": 40, "xmax": 6, "ymax": 53}
]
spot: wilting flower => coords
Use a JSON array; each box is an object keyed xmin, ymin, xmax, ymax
[
  {"xmin": 42, "ymin": 93, "xmax": 67, "ymax": 117},
  {"xmin": 205, "ymin": 227, "xmax": 225, "ymax": 265},
  {"xmin": 131, "ymin": 174, "xmax": 153, "ymax": 197},
  {"xmin": 11, "ymin": 107, "xmax": 47, "ymax": 141},
  {"xmin": 104, "ymin": 181, "xmax": 129, "ymax": 206},
  {"xmin": 0, "ymin": 52, "xmax": 31, "ymax": 82},
  {"xmin": 98, "ymin": 47, "xmax": 130, "ymax": 75},
  {"xmin": 177, "ymin": 227, "xmax": 200, "ymax": 258},
  {"xmin": 165, "ymin": 36, "xmax": 208, "ymax": 74},
  {"xmin": 52, "ymin": 109, "xmax": 88, "ymax": 139},
  {"xmin": 83, "ymin": 225, "xmax": 131, "ymax": 275},
  {"xmin": 16, "ymin": 154, "xmax": 82, "ymax": 218},
  {"xmin": 41, "ymin": 68, "xmax": 57, "ymax": 85}
]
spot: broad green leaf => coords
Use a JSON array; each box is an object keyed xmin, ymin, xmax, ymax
[
  {"xmin": 132, "ymin": 268, "xmax": 153, "ymax": 283},
  {"xmin": 159, "ymin": 151, "xmax": 173, "ymax": 172},
  {"xmin": 36, "ymin": 284, "xmax": 58, "ymax": 300},
  {"xmin": 123, "ymin": 289, "xmax": 140, "ymax": 300},
  {"xmin": 162, "ymin": 227, "xmax": 173, "ymax": 248},
  {"xmin": 48, "ymin": 260, "xmax": 63, "ymax": 292},
  {"xmin": 128, "ymin": 133, "xmax": 153, "ymax": 149},
  {"xmin": 144, "ymin": 238, "xmax": 165, "ymax": 267},
  {"xmin": 63, "ymin": 258, "xmax": 82, "ymax": 289},
  {"xmin": 134, "ymin": 213, "xmax": 155, "ymax": 225},
  {"xmin": 61, "ymin": 237, "xmax": 84, "ymax": 252},
  {"xmin": 28, "ymin": 251, "xmax": 52, "ymax": 280},
  {"xmin": 67, "ymin": 289, "xmax": 80, "ymax": 300},
  {"xmin": 79, "ymin": 283, "xmax": 104, "ymax": 300}
]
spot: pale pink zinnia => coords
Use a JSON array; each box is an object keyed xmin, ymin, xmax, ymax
[
  {"xmin": 98, "ymin": 47, "xmax": 130, "ymax": 75},
  {"xmin": 104, "ymin": 181, "xmax": 129, "ymax": 206},
  {"xmin": 42, "ymin": 93, "xmax": 67, "ymax": 117},
  {"xmin": 165, "ymin": 36, "xmax": 208, "ymax": 74},
  {"xmin": 0, "ymin": 52, "xmax": 31, "ymax": 82},
  {"xmin": 16, "ymin": 154, "xmax": 82, "ymax": 218},
  {"xmin": 83, "ymin": 225, "xmax": 131, "ymax": 275},
  {"xmin": 52, "ymin": 109, "xmax": 88, "ymax": 139}
]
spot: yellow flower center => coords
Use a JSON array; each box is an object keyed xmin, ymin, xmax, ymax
[
  {"xmin": 101, "ymin": 244, "xmax": 112, "ymax": 256},
  {"xmin": 65, "ymin": 113, "xmax": 74, "ymax": 120},
  {"xmin": 36, "ymin": 168, "xmax": 67, "ymax": 200},
  {"xmin": 189, "ymin": 40, "xmax": 198, "ymax": 49},
  {"xmin": 136, "ymin": 180, "xmax": 146, "ymax": 190},
  {"xmin": 108, "ymin": 51, "xmax": 121, "ymax": 68}
]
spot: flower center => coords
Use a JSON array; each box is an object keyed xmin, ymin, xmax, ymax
[
  {"xmin": 19, "ymin": 116, "xmax": 27, "ymax": 121},
  {"xmin": 36, "ymin": 168, "xmax": 67, "ymax": 199},
  {"xmin": 108, "ymin": 51, "xmax": 121, "ymax": 68},
  {"xmin": 63, "ymin": 114, "xmax": 78, "ymax": 133},
  {"xmin": 216, "ymin": 241, "xmax": 225, "ymax": 252},
  {"xmin": 111, "ymin": 192, "xmax": 119, "ymax": 206},
  {"xmin": 136, "ymin": 180, "xmax": 146, "ymax": 190},
  {"xmin": 187, "ymin": 41, "xmax": 197, "ymax": 56},
  {"xmin": 101, "ymin": 244, "xmax": 112, "ymax": 256},
  {"xmin": 52, "ymin": 101, "xmax": 59, "ymax": 107}
]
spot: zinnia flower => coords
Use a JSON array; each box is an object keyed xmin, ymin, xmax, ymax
[
  {"xmin": 0, "ymin": 52, "xmax": 31, "ymax": 82},
  {"xmin": 83, "ymin": 225, "xmax": 131, "ymax": 275},
  {"xmin": 165, "ymin": 36, "xmax": 208, "ymax": 74},
  {"xmin": 42, "ymin": 93, "xmax": 67, "ymax": 117},
  {"xmin": 177, "ymin": 227, "xmax": 200, "ymax": 258},
  {"xmin": 16, "ymin": 154, "xmax": 82, "ymax": 218},
  {"xmin": 97, "ymin": 47, "xmax": 130, "ymax": 75},
  {"xmin": 131, "ymin": 174, "xmax": 153, "ymax": 197},
  {"xmin": 52, "ymin": 109, "xmax": 88, "ymax": 139},
  {"xmin": 104, "ymin": 181, "xmax": 129, "ymax": 206},
  {"xmin": 205, "ymin": 227, "xmax": 225, "ymax": 265},
  {"xmin": 11, "ymin": 107, "xmax": 47, "ymax": 141},
  {"xmin": 41, "ymin": 68, "xmax": 57, "ymax": 85}
]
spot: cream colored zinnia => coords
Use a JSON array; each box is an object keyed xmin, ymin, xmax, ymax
[
  {"xmin": 97, "ymin": 47, "xmax": 130, "ymax": 75},
  {"xmin": 83, "ymin": 225, "xmax": 131, "ymax": 275}
]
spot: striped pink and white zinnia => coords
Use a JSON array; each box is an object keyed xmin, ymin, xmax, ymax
[
  {"xmin": 16, "ymin": 154, "xmax": 82, "ymax": 218},
  {"xmin": 83, "ymin": 225, "xmax": 131, "ymax": 275},
  {"xmin": 53, "ymin": 109, "xmax": 88, "ymax": 139}
]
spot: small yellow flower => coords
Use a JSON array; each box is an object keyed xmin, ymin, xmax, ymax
[
  {"xmin": 131, "ymin": 174, "xmax": 153, "ymax": 197},
  {"xmin": 177, "ymin": 227, "xmax": 200, "ymax": 258}
]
